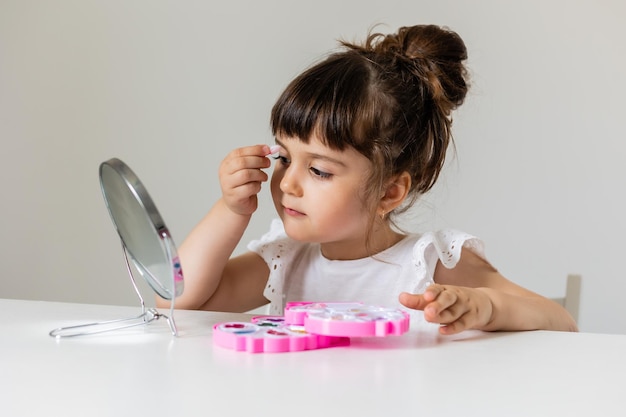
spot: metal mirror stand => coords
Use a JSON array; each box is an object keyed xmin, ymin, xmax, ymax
[{"xmin": 49, "ymin": 236, "xmax": 179, "ymax": 338}]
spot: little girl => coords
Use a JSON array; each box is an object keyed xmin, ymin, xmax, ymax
[{"xmin": 163, "ymin": 24, "xmax": 578, "ymax": 334}]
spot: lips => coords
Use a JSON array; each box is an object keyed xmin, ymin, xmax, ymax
[{"xmin": 283, "ymin": 205, "xmax": 305, "ymax": 216}]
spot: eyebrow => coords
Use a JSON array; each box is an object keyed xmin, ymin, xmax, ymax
[{"xmin": 275, "ymin": 138, "xmax": 348, "ymax": 168}]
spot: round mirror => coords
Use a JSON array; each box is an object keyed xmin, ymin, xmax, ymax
[
  {"xmin": 49, "ymin": 158, "xmax": 184, "ymax": 338},
  {"xmin": 100, "ymin": 158, "xmax": 184, "ymax": 300}
]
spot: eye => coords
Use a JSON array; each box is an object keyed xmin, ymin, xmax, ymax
[
  {"xmin": 272, "ymin": 155, "xmax": 290, "ymax": 166},
  {"xmin": 310, "ymin": 167, "xmax": 332, "ymax": 179}
]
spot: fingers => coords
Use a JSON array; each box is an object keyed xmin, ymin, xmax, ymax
[
  {"xmin": 399, "ymin": 292, "xmax": 426, "ymax": 311},
  {"xmin": 399, "ymin": 284, "xmax": 447, "ymax": 309},
  {"xmin": 221, "ymin": 145, "xmax": 272, "ymax": 176},
  {"xmin": 400, "ymin": 285, "xmax": 491, "ymax": 335},
  {"xmin": 219, "ymin": 145, "xmax": 274, "ymax": 215},
  {"xmin": 422, "ymin": 285, "xmax": 462, "ymax": 321},
  {"xmin": 438, "ymin": 315, "xmax": 472, "ymax": 335}
]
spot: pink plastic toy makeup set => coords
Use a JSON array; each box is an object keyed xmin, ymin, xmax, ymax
[{"xmin": 213, "ymin": 302, "xmax": 410, "ymax": 353}]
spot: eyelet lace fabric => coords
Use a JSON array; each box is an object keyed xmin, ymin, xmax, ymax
[
  {"xmin": 411, "ymin": 229, "xmax": 486, "ymax": 293},
  {"xmin": 247, "ymin": 219, "xmax": 305, "ymax": 315},
  {"xmin": 248, "ymin": 219, "xmax": 486, "ymax": 317}
]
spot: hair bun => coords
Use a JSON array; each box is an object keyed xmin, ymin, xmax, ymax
[{"xmin": 367, "ymin": 25, "xmax": 469, "ymax": 110}]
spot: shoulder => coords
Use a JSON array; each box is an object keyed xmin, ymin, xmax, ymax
[
  {"xmin": 392, "ymin": 229, "xmax": 486, "ymax": 293},
  {"xmin": 412, "ymin": 229, "xmax": 486, "ymax": 268},
  {"xmin": 413, "ymin": 229, "xmax": 486, "ymax": 281},
  {"xmin": 417, "ymin": 230, "xmax": 501, "ymax": 287}
]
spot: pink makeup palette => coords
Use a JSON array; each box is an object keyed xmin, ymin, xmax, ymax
[{"xmin": 213, "ymin": 302, "xmax": 410, "ymax": 353}]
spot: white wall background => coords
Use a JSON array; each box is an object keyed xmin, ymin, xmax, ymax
[{"xmin": 1, "ymin": 0, "xmax": 624, "ymax": 334}]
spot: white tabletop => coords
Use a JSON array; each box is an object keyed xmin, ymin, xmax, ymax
[{"xmin": 1, "ymin": 298, "xmax": 624, "ymax": 417}]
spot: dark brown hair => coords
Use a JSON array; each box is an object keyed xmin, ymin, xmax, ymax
[{"xmin": 271, "ymin": 24, "xmax": 469, "ymax": 216}]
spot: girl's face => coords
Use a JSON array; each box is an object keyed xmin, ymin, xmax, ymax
[{"xmin": 270, "ymin": 134, "xmax": 377, "ymax": 260}]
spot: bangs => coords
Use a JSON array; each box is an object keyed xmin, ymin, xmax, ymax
[{"xmin": 270, "ymin": 53, "xmax": 376, "ymax": 154}]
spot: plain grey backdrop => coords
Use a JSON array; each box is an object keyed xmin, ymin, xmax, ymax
[{"xmin": 1, "ymin": 0, "xmax": 624, "ymax": 334}]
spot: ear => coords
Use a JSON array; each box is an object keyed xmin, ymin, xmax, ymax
[{"xmin": 378, "ymin": 171, "xmax": 411, "ymax": 216}]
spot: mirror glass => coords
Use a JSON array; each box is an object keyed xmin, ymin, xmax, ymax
[{"xmin": 100, "ymin": 159, "xmax": 184, "ymax": 300}]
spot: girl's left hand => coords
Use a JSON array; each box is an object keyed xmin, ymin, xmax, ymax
[{"xmin": 399, "ymin": 284, "xmax": 494, "ymax": 335}]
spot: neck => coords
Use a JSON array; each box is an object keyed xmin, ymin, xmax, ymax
[{"xmin": 320, "ymin": 225, "xmax": 404, "ymax": 261}]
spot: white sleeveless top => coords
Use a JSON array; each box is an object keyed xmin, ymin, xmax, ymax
[{"xmin": 248, "ymin": 219, "xmax": 486, "ymax": 328}]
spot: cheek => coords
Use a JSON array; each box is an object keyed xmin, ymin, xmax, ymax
[
  {"xmin": 317, "ymin": 189, "xmax": 369, "ymax": 225},
  {"xmin": 270, "ymin": 172, "xmax": 283, "ymax": 199}
]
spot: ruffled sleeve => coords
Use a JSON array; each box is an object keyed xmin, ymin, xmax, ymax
[
  {"xmin": 247, "ymin": 219, "xmax": 305, "ymax": 315},
  {"xmin": 411, "ymin": 229, "xmax": 486, "ymax": 293}
]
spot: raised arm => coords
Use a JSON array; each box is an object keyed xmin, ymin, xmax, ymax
[
  {"xmin": 157, "ymin": 145, "xmax": 273, "ymax": 312},
  {"xmin": 399, "ymin": 248, "xmax": 579, "ymax": 334}
]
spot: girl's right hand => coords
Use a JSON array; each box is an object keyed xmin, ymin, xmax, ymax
[{"xmin": 219, "ymin": 145, "xmax": 272, "ymax": 216}]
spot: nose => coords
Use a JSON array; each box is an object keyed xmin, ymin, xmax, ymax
[{"xmin": 279, "ymin": 166, "xmax": 303, "ymax": 197}]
